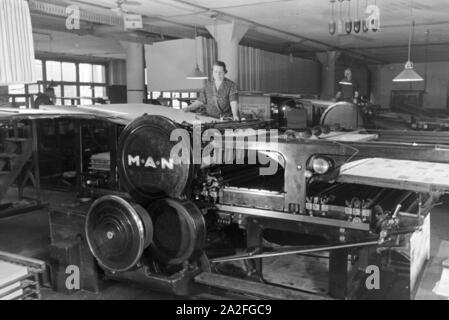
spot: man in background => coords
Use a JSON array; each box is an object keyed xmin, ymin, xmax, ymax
[
  {"xmin": 34, "ymin": 86, "xmax": 56, "ymax": 108},
  {"xmin": 335, "ymin": 68, "xmax": 359, "ymax": 104}
]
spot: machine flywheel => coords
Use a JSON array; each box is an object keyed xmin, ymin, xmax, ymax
[{"xmin": 85, "ymin": 195, "xmax": 153, "ymax": 272}]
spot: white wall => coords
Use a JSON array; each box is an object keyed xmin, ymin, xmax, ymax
[
  {"xmin": 371, "ymin": 61, "xmax": 449, "ymax": 109},
  {"xmin": 239, "ymin": 46, "xmax": 319, "ymax": 94},
  {"xmin": 145, "ymin": 38, "xmax": 206, "ymax": 91},
  {"xmin": 145, "ymin": 37, "xmax": 320, "ymax": 94}
]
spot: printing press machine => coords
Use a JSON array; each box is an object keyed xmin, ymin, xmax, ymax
[{"xmin": 2, "ymin": 103, "xmax": 449, "ymax": 299}]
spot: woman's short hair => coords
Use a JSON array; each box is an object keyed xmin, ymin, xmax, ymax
[{"xmin": 213, "ymin": 60, "xmax": 227, "ymax": 74}]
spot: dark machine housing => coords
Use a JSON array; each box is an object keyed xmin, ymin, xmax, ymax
[{"xmin": 43, "ymin": 105, "xmax": 449, "ymax": 299}]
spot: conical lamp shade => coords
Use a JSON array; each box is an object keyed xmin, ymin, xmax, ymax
[
  {"xmin": 186, "ymin": 64, "xmax": 208, "ymax": 80},
  {"xmin": 393, "ymin": 61, "xmax": 423, "ymax": 82}
]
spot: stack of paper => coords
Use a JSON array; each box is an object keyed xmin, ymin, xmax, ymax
[
  {"xmin": 0, "ymin": 261, "xmax": 28, "ymax": 300},
  {"xmin": 89, "ymin": 152, "xmax": 110, "ymax": 171},
  {"xmin": 434, "ymin": 259, "xmax": 449, "ymax": 298}
]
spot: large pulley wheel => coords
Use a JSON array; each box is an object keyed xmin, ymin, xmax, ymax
[
  {"xmin": 320, "ymin": 101, "xmax": 366, "ymax": 130},
  {"xmin": 117, "ymin": 114, "xmax": 193, "ymax": 205},
  {"xmin": 148, "ymin": 198, "xmax": 205, "ymax": 266},
  {"xmin": 86, "ymin": 195, "xmax": 153, "ymax": 272}
]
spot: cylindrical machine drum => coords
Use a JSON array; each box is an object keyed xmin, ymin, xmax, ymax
[
  {"xmin": 117, "ymin": 114, "xmax": 194, "ymax": 205},
  {"xmin": 320, "ymin": 102, "xmax": 366, "ymax": 130},
  {"xmin": 148, "ymin": 198, "xmax": 206, "ymax": 266},
  {"xmin": 85, "ymin": 195, "xmax": 153, "ymax": 272}
]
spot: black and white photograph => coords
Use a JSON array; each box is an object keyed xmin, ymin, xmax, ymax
[{"xmin": 1, "ymin": 0, "xmax": 449, "ymax": 304}]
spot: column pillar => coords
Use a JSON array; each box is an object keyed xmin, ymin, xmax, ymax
[
  {"xmin": 122, "ymin": 42, "xmax": 145, "ymax": 103},
  {"xmin": 367, "ymin": 64, "xmax": 382, "ymax": 104},
  {"xmin": 316, "ymin": 51, "xmax": 341, "ymax": 100},
  {"xmin": 206, "ymin": 21, "xmax": 249, "ymax": 83}
]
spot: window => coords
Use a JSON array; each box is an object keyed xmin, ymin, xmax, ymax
[
  {"xmin": 62, "ymin": 62, "xmax": 76, "ymax": 82},
  {"xmin": 80, "ymin": 85, "xmax": 93, "ymax": 105},
  {"xmin": 152, "ymin": 91, "xmax": 161, "ymax": 99},
  {"xmin": 53, "ymin": 85, "xmax": 62, "ymax": 105},
  {"xmin": 148, "ymin": 90, "xmax": 199, "ymax": 109},
  {"xmin": 13, "ymin": 97, "xmax": 26, "ymax": 108},
  {"xmin": 46, "ymin": 61, "xmax": 62, "ymax": 81},
  {"xmin": 28, "ymin": 84, "xmax": 41, "ymax": 94},
  {"xmin": 79, "ymin": 63, "xmax": 93, "ymax": 82},
  {"xmin": 5, "ymin": 59, "xmax": 108, "ymax": 108},
  {"xmin": 8, "ymin": 84, "xmax": 25, "ymax": 94},
  {"xmin": 34, "ymin": 60, "xmax": 43, "ymax": 81},
  {"xmin": 93, "ymin": 65, "xmax": 105, "ymax": 83},
  {"xmin": 94, "ymin": 86, "xmax": 106, "ymax": 98},
  {"xmin": 63, "ymin": 85, "xmax": 77, "ymax": 105}
]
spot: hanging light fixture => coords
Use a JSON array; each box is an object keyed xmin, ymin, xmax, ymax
[
  {"xmin": 353, "ymin": 0, "xmax": 361, "ymax": 33},
  {"xmin": 337, "ymin": 0, "xmax": 344, "ymax": 35},
  {"xmin": 345, "ymin": 0, "xmax": 352, "ymax": 34},
  {"xmin": 362, "ymin": 0, "xmax": 369, "ymax": 32},
  {"xmin": 393, "ymin": 0, "xmax": 423, "ymax": 82},
  {"xmin": 186, "ymin": 25, "xmax": 208, "ymax": 80},
  {"xmin": 329, "ymin": 0, "xmax": 336, "ymax": 35},
  {"xmin": 186, "ymin": 64, "xmax": 207, "ymax": 80}
]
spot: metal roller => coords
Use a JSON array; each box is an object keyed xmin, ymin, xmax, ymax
[
  {"xmin": 85, "ymin": 195, "xmax": 153, "ymax": 272},
  {"xmin": 320, "ymin": 102, "xmax": 366, "ymax": 130},
  {"xmin": 147, "ymin": 198, "xmax": 206, "ymax": 266}
]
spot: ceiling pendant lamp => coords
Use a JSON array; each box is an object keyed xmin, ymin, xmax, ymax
[
  {"xmin": 345, "ymin": 0, "xmax": 352, "ymax": 34},
  {"xmin": 393, "ymin": 61, "xmax": 423, "ymax": 82},
  {"xmin": 393, "ymin": 0, "xmax": 423, "ymax": 82},
  {"xmin": 186, "ymin": 25, "xmax": 208, "ymax": 80},
  {"xmin": 186, "ymin": 64, "xmax": 208, "ymax": 80},
  {"xmin": 362, "ymin": 0, "xmax": 369, "ymax": 32},
  {"xmin": 337, "ymin": 0, "xmax": 344, "ymax": 34},
  {"xmin": 353, "ymin": 0, "xmax": 361, "ymax": 33},
  {"xmin": 329, "ymin": 0, "xmax": 336, "ymax": 35}
]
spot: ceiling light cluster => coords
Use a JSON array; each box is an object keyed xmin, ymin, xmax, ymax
[{"xmin": 329, "ymin": 0, "xmax": 380, "ymax": 36}]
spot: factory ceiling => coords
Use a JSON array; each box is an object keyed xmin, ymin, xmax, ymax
[{"xmin": 30, "ymin": 0, "xmax": 449, "ymax": 64}]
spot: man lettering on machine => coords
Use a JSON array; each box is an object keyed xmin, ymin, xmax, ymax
[
  {"xmin": 335, "ymin": 68, "xmax": 359, "ymax": 105},
  {"xmin": 183, "ymin": 61, "xmax": 240, "ymax": 121}
]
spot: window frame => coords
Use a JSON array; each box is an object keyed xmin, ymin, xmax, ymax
[{"xmin": 7, "ymin": 57, "xmax": 108, "ymax": 108}]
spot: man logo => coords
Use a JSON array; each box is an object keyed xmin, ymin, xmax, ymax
[
  {"xmin": 65, "ymin": 265, "xmax": 80, "ymax": 290},
  {"xmin": 127, "ymin": 155, "xmax": 174, "ymax": 170},
  {"xmin": 365, "ymin": 265, "xmax": 380, "ymax": 290},
  {"xmin": 66, "ymin": 5, "xmax": 80, "ymax": 30}
]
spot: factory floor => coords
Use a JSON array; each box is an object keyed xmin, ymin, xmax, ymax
[{"xmin": 0, "ymin": 187, "xmax": 449, "ymax": 300}]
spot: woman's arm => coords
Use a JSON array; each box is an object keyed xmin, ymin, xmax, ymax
[
  {"xmin": 229, "ymin": 81, "xmax": 240, "ymax": 120},
  {"xmin": 183, "ymin": 100, "xmax": 203, "ymax": 112},
  {"xmin": 183, "ymin": 87, "xmax": 207, "ymax": 112},
  {"xmin": 230, "ymin": 100, "xmax": 240, "ymax": 120}
]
